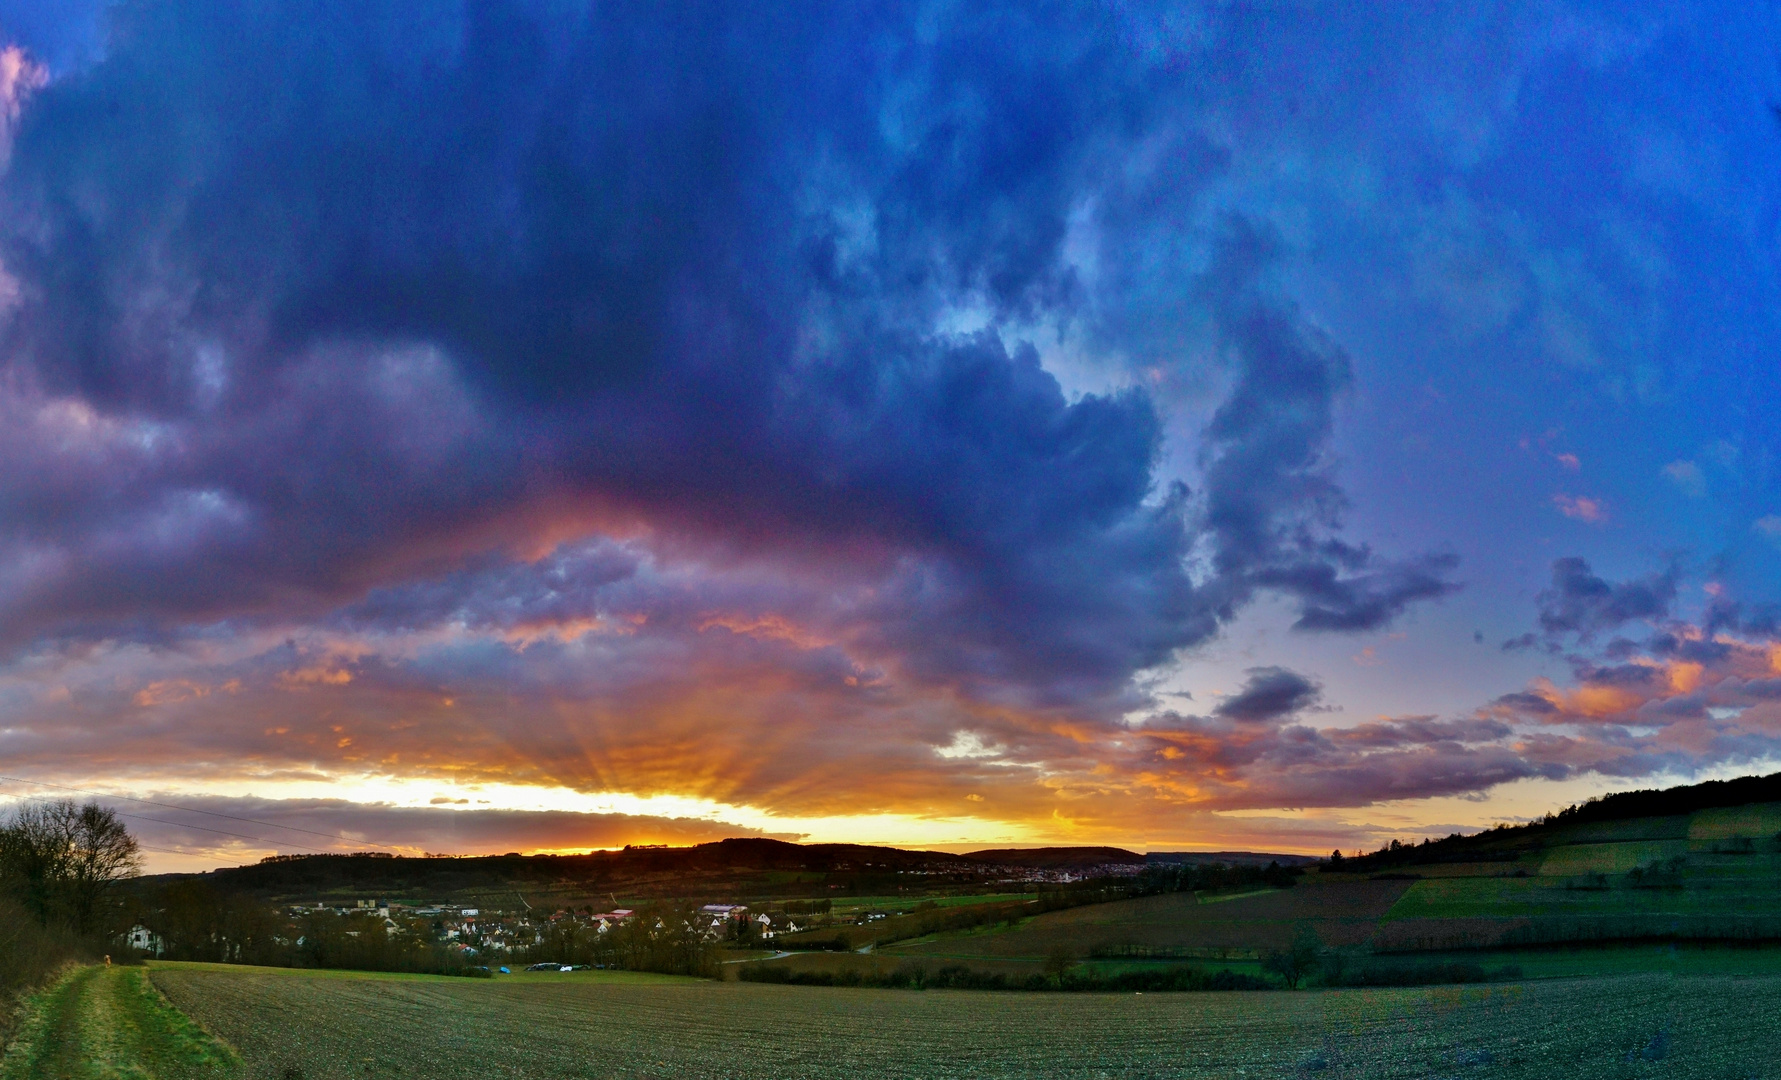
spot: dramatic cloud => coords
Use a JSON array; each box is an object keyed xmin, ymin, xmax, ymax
[
  {"xmin": 0, "ymin": 2, "xmax": 1458, "ymax": 721},
  {"xmin": 0, "ymin": 3, "xmax": 1775, "ymax": 862},
  {"xmin": 1194, "ymin": 223, "xmax": 1460, "ymax": 635},
  {"xmin": 1535, "ymin": 557, "xmax": 1678, "ymax": 642},
  {"xmin": 1213, "ymin": 667, "xmax": 1322, "ymax": 724}
]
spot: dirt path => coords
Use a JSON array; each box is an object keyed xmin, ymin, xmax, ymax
[{"xmin": 0, "ymin": 964, "xmax": 239, "ymax": 1080}]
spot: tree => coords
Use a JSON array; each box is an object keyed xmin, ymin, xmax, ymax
[
  {"xmin": 1261, "ymin": 924, "xmax": 1321, "ymax": 990},
  {"xmin": 1041, "ymin": 945, "xmax": 1076, "ymax": 983},
  {"xmin": 0, "ymin": 800, "xmax": 141, "ymax": 934},
  {"xmin": 64, "ymin": 803, "xmax": 142, "ymax": 935}
]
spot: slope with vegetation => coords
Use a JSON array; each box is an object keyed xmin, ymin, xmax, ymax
[
  {"xmin": 1342, "ymin": 769, "xmax": 1781, "ymax": 873},
  {"xmin": 734, "ymin": 772, "xmax": 1781, "ymax": 991},
  {"xmin": 1328, "ymin": 772, "xmax": 1781, "ymax": 953},
  {"xmin": 0, "ymin": 800, "xmax": 143, "ymax": 1044}
]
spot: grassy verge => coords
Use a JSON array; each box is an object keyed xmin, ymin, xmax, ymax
[{"xmin": 0, "ymin": 963, "xmax": 239, "ymax": 1079}]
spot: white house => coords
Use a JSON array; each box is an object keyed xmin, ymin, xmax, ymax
[{"xmin": 127, "ymin": 925, "xmax": 163, "ymax": 956}]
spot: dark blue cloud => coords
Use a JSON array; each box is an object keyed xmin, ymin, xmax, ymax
[
  {"xmin": 1492, "ymin": 690, "xmax": 1558, "ymax": 716},
  {"xmin": 1535, "ymin": 557, "xmax": 1677, "ymax": 641},
  {"xmin": 1212, "ymin": 666, "xmax": 1321, "ymax": 724},
  {"xmin": 0, "ymin": 0, "xmax": 1455, "ymax": 716},
  {"xmin": 1568, "ymin": 661, "xmax": 1662, "ymax": 688},
  {"xmin": 1195, "ymin": 221, "xmax": 1460, "ymax": 634}
]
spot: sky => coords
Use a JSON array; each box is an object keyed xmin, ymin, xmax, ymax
[{"xmin": 1, "ymin": 1, "xmax": 1781, "ymax": 872}]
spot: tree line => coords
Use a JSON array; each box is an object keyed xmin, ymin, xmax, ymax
[
  {"xmin": 512, "ymin": 904, "xmax": 719, "ymax": 976},
  {"xmin": 0, "ymin": 800, "xmax": 142, "ymax": 1016},
  {"xmin": 0, "ymin": 799, "xmax": 141, "ymax": 936}
]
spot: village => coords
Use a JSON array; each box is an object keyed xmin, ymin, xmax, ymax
[{"xmin": 130, "ymin": 897, "xmax": 832, "ymax": 964}]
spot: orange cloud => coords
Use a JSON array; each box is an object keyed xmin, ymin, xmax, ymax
[
  {"xmin": 133, "ymin": 680, "xmax": 211, "ymax": 707},
  {"xmin": 499, "ymin": 617, "xmax": 629, "ymax": 646},
  {"xmin": 1667, "ymin": 662, "xmax": 1703, "ymax": 695},
  {"xmin": 695, "ymin": 612, "xmax": 834, "ymax": 650},
  {"xmin": 275, "ymin": 666, "xmax": 354, "ymax": 689}
]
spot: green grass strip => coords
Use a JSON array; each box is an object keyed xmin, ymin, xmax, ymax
[{"xmin": 0, "ymin": 964, "xmax": 239, "ymax": 1079}]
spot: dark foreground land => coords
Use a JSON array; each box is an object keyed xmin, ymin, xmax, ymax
[
  {"xmin": 13, "ymin": 775, "xmax": 1781, "ymax": 1076},
  {"xmin": 126, "ymin": 961, "xmax": 1781, "ymax": 1079}
]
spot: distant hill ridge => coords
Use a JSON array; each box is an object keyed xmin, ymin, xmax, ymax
[
  {"xmin": 141, "ymin": 837, "xmax": 1317, "ymax": 899},
  {"xmin": 1551, "ymin": 770, "xmax": 1781, "ymax": 825},
  {"xmin": 1349, "ymin": 769, "xmax": 1781, "ymax": 872}
]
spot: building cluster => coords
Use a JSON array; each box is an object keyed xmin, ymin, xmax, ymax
[
  {"xmin": 990, "ymin": 864, "xmax": 1148, "ymax": 884},
  {"xmin": 129, "ymin": 895, "xmax": 837, "ymax": 961},
  {"xmin": 698, "ymin": 903, "xmax": 800, "ymax": 938}
]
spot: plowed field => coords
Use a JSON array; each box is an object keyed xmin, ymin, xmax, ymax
[{"xmin": 149, "ymin": 961, "xmax": 1781, "ymax": 1079}]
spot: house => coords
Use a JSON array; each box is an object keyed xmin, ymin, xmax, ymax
[
  {"xmin": 127, "ymin": 925, "xmax": 163, "ymax": 956},
  {"xmin": 589, "ymin": 909, "xmax": 632, "ymax": 933}
]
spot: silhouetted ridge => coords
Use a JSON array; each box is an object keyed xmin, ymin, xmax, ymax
[
  {"xmin": 963, "ymin": 847, "xmax": 1142, "ymax": 869},
  {"xmin": 143, "ymin": 840, "xmax": 1282, "ymax": 898},
  {"xmin": 1559, "ymin": 771, "xmax": 1781, "ymax": 824},
  {"xmin": 1344, "ymin": 769, "xmax": 1781, "ymax": 873}
]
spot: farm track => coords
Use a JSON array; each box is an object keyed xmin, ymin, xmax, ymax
[
  {"xmin": 0, "ymin": 964, "xmax": 239, "ymax": 1079},
  {"xmin": 151, "ymin": 961, "xmax": 1781, "ymax": 1079}
]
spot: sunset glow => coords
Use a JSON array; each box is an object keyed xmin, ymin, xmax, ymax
[{"xmin": 0, "ymin": 3, "xmax": 1779, "ymax": 873}]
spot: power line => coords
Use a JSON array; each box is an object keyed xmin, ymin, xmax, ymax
[
  {"xmin": 136, "ymin": 843, "xmax": 212, "ymax": 857},
  {"xmin": 110, "ymin": 811, "xmax": 308, "ymax": 848},
  {"xmin": 0, "ymin": 774, "xmax": 397, "ymax": 852},
  {"xmin": 0, "ymin": 790, "xmax": 332, "ymax": 852}
]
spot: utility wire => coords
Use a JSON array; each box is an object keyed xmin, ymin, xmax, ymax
[
  {"xmin": 135, "ymin": 843, "xmax": 212, "ymax": 857},
  {"xmin": 0, "ymin": 790, "xmax": 334, "ymax": 852},
  {"xmin": 0, "ymin": 773, "xmax": 397, "ymax": 851}
]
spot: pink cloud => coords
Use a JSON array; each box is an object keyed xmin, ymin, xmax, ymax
[{"xmin": 1552, "ymin": 493, "xmax": 1607, "ymax": 524}]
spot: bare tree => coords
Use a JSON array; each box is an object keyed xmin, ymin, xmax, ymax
[
  {"xmin": 1261, "ymin": 923, "xmax": 1322, "ymax": 990},
  {"xmin": 0, "ymin": 800, "xmax": 141, "ymax": 934},
  {"xmin": 0, "ymin": 802, "xmax": 68, "ymax": 927},
  {"xmin": 65, "ymin": 803, "xmax": 142, "ymax": 935}
]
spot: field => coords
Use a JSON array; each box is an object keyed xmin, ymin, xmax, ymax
[
  {"xmin": 738, "ymin": 810, "xmax": 1781, "ymax": 979},
  {"xmin": 135, "ymin": 961, "xmax": 1781, "ymax": 1078},
  {"xmin": 19, "ymin": 796, "xmax": 1781, "ymax": 1076},
  {"xmin": 830, "ymin": 892, "xmax": 1038, "ymax": 915},
  {"xmin": 1363, "ymin": 809, "xmax": 1781, "ymax": 952},
  {"xmin": 858, "ymin": 880, "xmax": 1411, "ymax": 972}
]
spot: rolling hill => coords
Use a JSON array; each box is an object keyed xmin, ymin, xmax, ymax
[{"xmin": 137, "ymin": 837, "xmax": 1313, "ymax": 905}]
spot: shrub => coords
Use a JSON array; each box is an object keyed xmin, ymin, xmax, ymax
[
  {"xmin": 776, "ymin": 934, "xmax": 850, "ymax": 952},
  {"xmin": 1261, "ymin": 925, "xmax": 1321, "ymax": 989}
]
